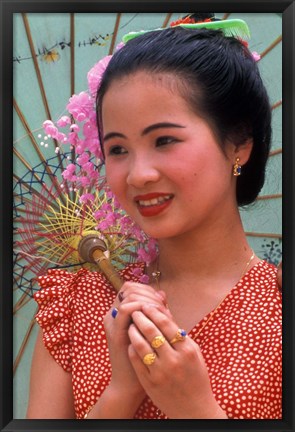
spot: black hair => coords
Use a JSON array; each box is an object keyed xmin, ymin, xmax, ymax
[{"xmin": 96, "ymin": 26, "xmax": 272, "ymax": 206}]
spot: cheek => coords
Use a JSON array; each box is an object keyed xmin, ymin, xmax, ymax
[
  {"xmin": 105, "ymin": 163, "xmax": 129, "ymax": 203},
  {"xmin": 105, "ymin": 164, "xmax": 121, "ymax": 191}
]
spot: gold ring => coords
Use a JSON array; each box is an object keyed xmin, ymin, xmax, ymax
[
  {"xmin": 142, "ymin": 352, "xmax": 156, "ymax": 366},
  {"xmin": 151, "ymin": 335, "xmax": 166, "ymax": 349},
  {"xmin": 169, "ymin": 329, "xmax": 187, "ymax": 344}
]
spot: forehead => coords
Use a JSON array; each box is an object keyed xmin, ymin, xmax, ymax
[
  {"xmin": 104, "ymin": 70, "xmax": 189, "ymax": 99},
  {"xmin": 101, "ymin": 72, "xmax": 194, "ymax": 127},
  {"xmin": 101, "ymin": 71, "xmax": 199, "ymax": 121}
]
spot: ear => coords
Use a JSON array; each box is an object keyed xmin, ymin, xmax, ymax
[{"xmin": 232, "ymin": 138, "xmax": 253, "ymax": 166}]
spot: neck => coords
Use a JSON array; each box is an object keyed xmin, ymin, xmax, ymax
[{"xmin": 155, "ymin": 211, "xmax": 255, "ymax": 284}]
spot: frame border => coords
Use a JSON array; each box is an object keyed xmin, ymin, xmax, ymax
[{"xmin": 1, "ymin": 1, "xmax": 294, "ymax": 431}]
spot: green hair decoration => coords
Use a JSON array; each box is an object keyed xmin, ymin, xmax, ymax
[{"xmin": 122, "ymin": 19, "xmax": 250, "ymax": 44}]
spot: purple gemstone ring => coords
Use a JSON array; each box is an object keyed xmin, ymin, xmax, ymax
[{"xmin": 169, "ymin": 329, "xmax": 187, "ymax": 344}]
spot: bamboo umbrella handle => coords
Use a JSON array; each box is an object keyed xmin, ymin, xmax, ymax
[{"xmin": 78, "ymin": 234, "xmax": 124, "ymax": 292}]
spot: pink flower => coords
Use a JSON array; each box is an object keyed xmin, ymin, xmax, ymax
[
  {"xmin": 101, "ymin": 203, "xmax": 113, "ymax": 212},
  {"xmin": 83, "ymin": 120, "xmax": 97, "ymax": 138},
  {"xmin": 136, "ymin": 238, "xmax": 158, "ymax": 265},
  {"xmin": 87, "ymin": 55, "xmax": 112, "ymax": 96},
  {"xmin": 97, "ymin": 220, "xmax": 111, "ymax": 231},
  {"xmin": 115, "ymin": 42, "xmax": 125, "ymax": 52},
  {"xmin": 139, "ymin": 274, "xmax": 150, "ymax": 284},
  {"xmin": 93, "ymin": 209, "xmax": 105, "ymax": 220},
  {"xmin": 137, "ymin": 247, "xmax": 151, "ymax": 263},
  {"xmin": 79, "ymin": 176, "xmax": 91, "ymax": 187},
  {"xmin": 43, "ymin": 120, "xmax": 58, "ymax": 138},
  {"xmin": 105, "ymin": 212, "xmax": 120, "ymax": 225},
  {"xmin": 70, "ymin": 124, "xmax": 80, "ymax": 132},
  {"xmin": 86, "ymin": 138, "xmax": 102, "ymax": 159},
  {"xmin": 79, "ymin": 193, "xmax": 95, "ymax": 204},
  {"xmin": 251, "ymin": 51, "xmax": 261, "ymax": 62},
  {"xmin": 81, "ymin": 161, "xmax": 95, "ymax": 173},
  {"xmin": 56, "ymin": 116, "xmax": 71, "ymax": 127},
  {"xmin": 131, "ymin": 267, "xmax": 150, "ymax": 284},
  {"xmin": 66, "ymin": 92, "xmax": 93, "ymax": 122},
  {"xmin": 62, "ymin": 163, "xmax": 77, "ymax": 181},
  {"xmin": 77, "ymin": 152, "xmax": 90, "ymax": 166}
]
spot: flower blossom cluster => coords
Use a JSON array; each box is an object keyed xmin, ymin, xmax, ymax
[{"xmin": 42, "ymin": 45, "xmax": 158, "ymax": 272}]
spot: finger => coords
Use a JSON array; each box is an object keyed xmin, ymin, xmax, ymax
[
  {"xmin": 129, "ymin": 310, "xmax": 176, "ymax": 363},
  {"xmin": 128, "ymin": 343, "xmax": 152, "ymax": 382},
  {"xmin": 109, "ymin": 301, "xmax": 168, "ymax": 331},
  {"xmin": 112, "ymin": 284, "xmax": 165, "ymax": 312},
  {"xmin": 133, "ymin": 305, "xmax": 188, "ymax": 351},
  {"xmin": 121, "ymin": 295, "xmax": 168, "ymax": 314},
  {"xmin": 119, "ymin": 281, "xmax": 166, "ymax": 303},
  {"xmin": 128, "ymin": 323, "xmax": 158, "ymax": 370}
]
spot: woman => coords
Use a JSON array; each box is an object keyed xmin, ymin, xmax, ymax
[{"xmin": 27, "ymin": 16, "xmax": 282, "ymax": 419}]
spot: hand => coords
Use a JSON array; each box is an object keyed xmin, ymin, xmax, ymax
[
  {"xmin": 103, "ymin": 282, "xmax": 169, "ymax": 403},
  {"xmin": 128, "ymin": 305, "xmax": 227, "ymax": 419}
]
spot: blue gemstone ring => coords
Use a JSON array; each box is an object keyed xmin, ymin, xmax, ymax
[
  {"xmin": 111, "ymin": 307, "xmax": 119, "ymax": 319},
  {"xmin": 169, "ymin": 329, "xmax": 187, "ymax": 344}
]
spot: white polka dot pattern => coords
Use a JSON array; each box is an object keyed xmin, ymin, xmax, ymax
[{"xmin": 34, "ymin": 260, "xmax": 281, "ymax": 419}]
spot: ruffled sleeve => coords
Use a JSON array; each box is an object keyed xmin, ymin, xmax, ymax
[{"xmin": 34, "ymin": 268, "xmax": 87, "ymax": 372}]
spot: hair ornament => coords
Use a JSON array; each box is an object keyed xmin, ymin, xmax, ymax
[{"xmin": 122, "ymin": 15, "xmax": 250, "ymax": 44}]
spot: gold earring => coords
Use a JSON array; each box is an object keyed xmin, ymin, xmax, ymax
[{"xmin": 233, "ymin": 157, "xmax": 242, "ymax": 176}]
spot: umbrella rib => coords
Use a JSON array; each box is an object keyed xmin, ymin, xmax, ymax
[
  {"xmin": 13, "ymin": 152, "xmax": 63, "ymax": 209},
  {"xmin": 14, "ymin": 99, "xmax": 67, "ymax": 205},
  {"xmin": 269, "ymin": 148, "xmax": 282, "ymax": 157},
  {"xmin": 13, "ymin": 266, "xmax": 33, "ymax": 292},
  {"xmin": 260, "ymin": 35, "xmax": 282, "ymax": 59},
  {"xmin": 13, "ymin": 100, "xmax": 47, "ymax": 163},
  {"xmin": 13, "ymin": 290, "xmax": 32, "ymax": 314},
  {"xmin": 22, "ymin": 14, "xmax": 51, "ymax": 119},
  {"xmin": 70, "ymin": 13, "xmax": 75, "ymax": 97},
  {"xmin": 109, "ymin": 13, "xmax": 122, "ymax": 55},
  {"xmin": 272, "ymin": 100, "xmax": 282, "ymax": 110},
  {"xmin": 13, "ymin": 184, "xmax": 59, "ymax": 213},
  {"xmin": 246, "ymin": 232, "xmax": 282, "ymax": 239},
  {"xmin": 13, "ymin": 308, "xmax": 38, "ymax": 376},
  {"xmin": 162, "ymin": 13, "xmax": 173, "ymax": 28},
  {"xmin": 220, "ymin": 14, "xmax": 281, "ymax": 63},
  {"xmin": 69, "ymin": 13, "xmax": 77, "ymax": 203},
  {"xmin": 269, "ymin": 101, "xmax": 282, "ymax": 156},
  {"xmin": 256, "ymin": 194, "xmax": 282, "ymax": 200},
  {"xmin": 21, "ymin": 13, "xmax": 70, "ymax": 192}
]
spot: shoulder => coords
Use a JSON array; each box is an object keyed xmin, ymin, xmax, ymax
[
  {"xmin": 238, "ymin": 259, "xmax": 282, "ymax": 327},
  {"xmin": 34, "ymin": 262, "xmax": 146, "ymax": 309},
  {"xmin": 242, "ymin": 260, "xmax": 280, "ymax": 296},
  {"xmin": 33, "ymin": 262, "xmax": 145, "ymax": 371}
]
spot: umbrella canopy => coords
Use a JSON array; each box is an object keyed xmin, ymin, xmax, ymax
[{"xmin": 13, "ymin": 12, "xmax": 282, "ymax": 418}]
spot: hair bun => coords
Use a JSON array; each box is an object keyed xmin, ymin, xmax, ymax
[{"xmin": 188, "ymin": 13, "xmax": 220, "ymax": 22}]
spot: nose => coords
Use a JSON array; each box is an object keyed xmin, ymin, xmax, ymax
[{"xmin": 127, "ymin": 155, "xmax": 160, "ymax": 188}]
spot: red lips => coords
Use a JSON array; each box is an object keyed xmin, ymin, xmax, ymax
[{"xmin": 134, "ymin": 193, "xmax": 174, "ymax": 217}]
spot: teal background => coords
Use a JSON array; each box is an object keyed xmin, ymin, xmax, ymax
[{"xmin": 13, "ymin": 13, "xmax": 282, "ymax": 418}]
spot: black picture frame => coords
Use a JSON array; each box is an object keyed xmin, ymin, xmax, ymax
[{"xmin": 1, "ymin": 1, "xmax": 294, "ymax": 431}]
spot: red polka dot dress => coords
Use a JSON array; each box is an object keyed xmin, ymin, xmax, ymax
[{"xmin": 34, "ymin": 260, "xmax": 282, "ymax": 419}]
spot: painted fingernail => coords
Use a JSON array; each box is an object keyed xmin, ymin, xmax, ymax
[{"xmin": 111, "ymin": 307, "xmax": 118, "ymax": 318}]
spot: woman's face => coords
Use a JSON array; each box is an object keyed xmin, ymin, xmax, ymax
[{"xmin": 102, "ymin": 72, "xmax": 238, "ymax": 240}]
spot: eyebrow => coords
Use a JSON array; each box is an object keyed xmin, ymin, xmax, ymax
[{"xmin": 103, "ymin": 122, "xmax": 185, "ymax": 142}]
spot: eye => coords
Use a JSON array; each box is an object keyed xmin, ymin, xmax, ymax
[
  {"xmin": 156, "ymin": 136, "xmax": 179, "ymax": 147},
  {"xmin": 107, "ymin": 145, "xmax": 127, "ymax": 156}
]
